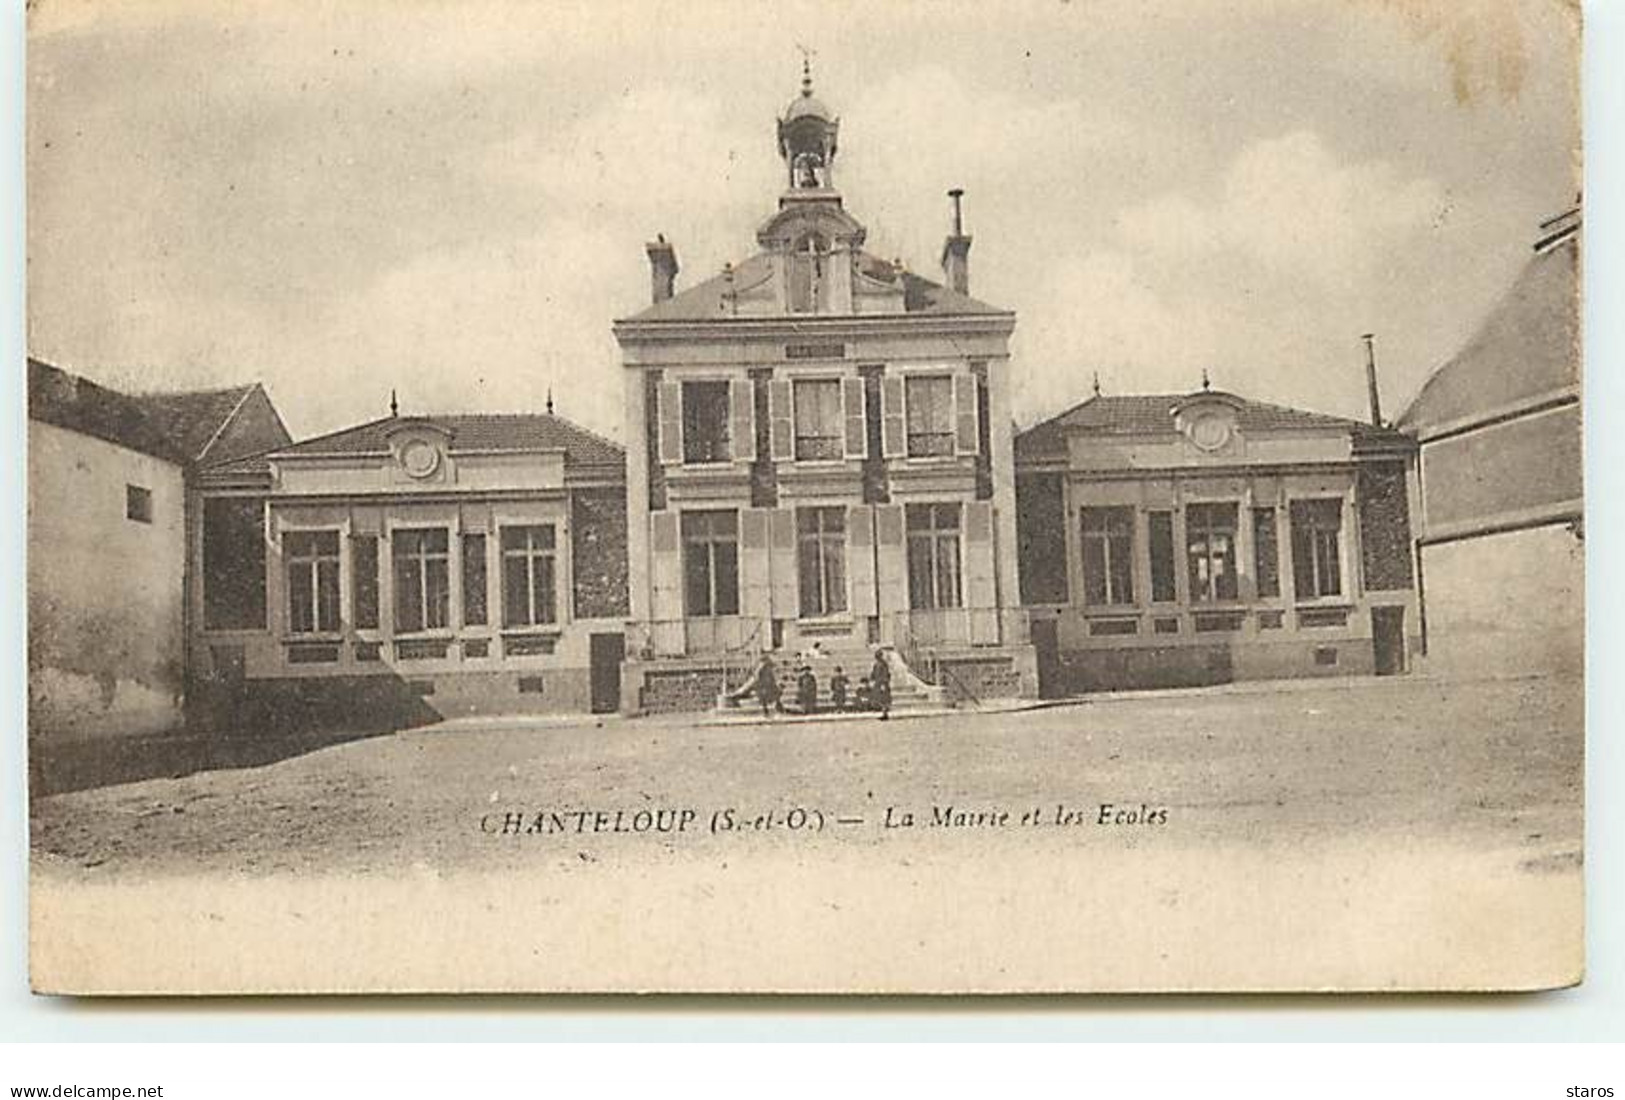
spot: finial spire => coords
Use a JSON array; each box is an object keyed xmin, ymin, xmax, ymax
[
  {"xmin": 797, "ymin": 44, "xmax": 814, "ymax": 96},
  {"xmin": 1092, "ymin": 372, "xmax": 1102, "ymax": 398},
  {"xmin": 546, "ymin": 386, "xmax": 555, "ymax": 415},
  {"xmin": 1201, "ymin": 369, "xmax": 1211, "ymax": 392},
  {"xmin": 390, "ymin": 388, "xmax": 399, "ymax": 417}
]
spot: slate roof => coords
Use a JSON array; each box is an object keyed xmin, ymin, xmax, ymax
[
  {"xmin": 128, "ymin": 384, "xmax": 257, "ymax": 462},
  {"xmin": 619, "ymin": 249, "xmax": 1008, "ymax": 323},
  {"xmin": 28, "ymin": 358, "xmax": 191, "ymax": 464},
  {"xmin": 1016, "ymin": 392, "xmax": 1405, "ymax": 464},
  {"xmin": 260, "ymin": 412, "xmax": 625, "ymax": 470}
]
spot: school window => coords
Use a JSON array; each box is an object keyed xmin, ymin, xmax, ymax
[
  {"xmin": 500, "ymin": 526, "xmax": 557, "ymax": 628},
  {"xmin": 797, "ymin": 506, "xmax": 847, "ymax": 617},
  {"xmin": 285, "ymin": 529, "xmax": 341, "ymax": 635},
  {"xmin": 1147, "ymin": 510, "xmax": 1176, "ymax": 603},
  {"xmin": 203, "ymin": 496, "xmax": 267, "ymax": 630},
  {"xmin": 392, "ymin": 527, "xmax": 450, "ymax": 633},
  {"xmin": 1291, "ymin": 499, "xmax": 1344, "ymax": 599},
  {"xmin": 681, "ymin": 380, "xmax": 732, "ymax": 464},
  {"xmin": 1185, "ymin": 502, "xmax": 1238, "ymax": 602},
  {"xmin": 1253, "ymin": 508, "xmax": 1281, "ymax": 599},
  {"xmin": 351, "ymin": 535, "xmax": 379, "ymax": 630},
  {"xmin": 906, "ymin": 503, "xmax": 962, "ymax": 610},
  {"xmin": 905, "ymin": 375, "xmax": 955, "ymax": 457},
  {"xmin": 462, "ymin": 533, "xmax": 488, "ymax": 626},
  {"xmin": 793, "ymin": 379, "xmax": 843, "ymax": 461},
  {"xmin": 682, "ymin": 510, "xmax": 740, "ymax": 617},
  {"xmin": 1081, "ymin": 506, "xmax": 1135, "ymax": 606},
  {"xmin": 126, "ymin": 484, "xmax": 152, "ymax": 524}
]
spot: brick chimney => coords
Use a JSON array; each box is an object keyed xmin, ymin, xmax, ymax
[
  {"xmin": 940, "ymin": 188, "xmax": 972, "ymax": 296},
  {"xmin": 1361, "ymin": 333, "xmax": 1384, "ymax": 427},
  {"xmin": 646, "ymin": 234, "xmax": 679, "ymax": 304}
]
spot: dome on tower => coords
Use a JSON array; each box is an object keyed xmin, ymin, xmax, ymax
[{"xmin": 777, "ymin": 59, "xmax": 839, "ymax": 191}]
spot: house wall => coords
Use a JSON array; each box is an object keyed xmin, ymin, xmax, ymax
[{"xmin": 28, "ymin": 421, "xmax": 187, "ymax": 741}]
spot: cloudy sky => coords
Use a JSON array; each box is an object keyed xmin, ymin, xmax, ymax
[{"xmin": 27, "ymin": 0, "xmax": 1578, "ymax": 442}]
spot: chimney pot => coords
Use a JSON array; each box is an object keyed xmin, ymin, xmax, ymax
[
  {"xmin": 941, "ymin": 188, "xmax": 972, "ymax": 296},
  {"xmin": 646, "ymin": 236, "xmax": 680, "ymax": 304},
  {"xmin": 1362, "ymin": 333, "xmax": 1384, "ymax": 427}
]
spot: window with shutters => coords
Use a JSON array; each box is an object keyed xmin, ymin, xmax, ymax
[
  {"xmin": 501, "ymin": 525, "xmax": 557, "ymax": 627},
  {"xmin": 1147, "ymin": 511, "xmax": 1176, "ymax": 603},
  {"xmin": 682, "ymin": 510, "xmax": 740, "ymax": 617},
  {"xmin": 681, "ymin": 380, "xmax": 731, "ymax": 464},
  {"xmin": 906, "ymin": 503, "xmax": 963, "ymax": 609},
  {"xmin": 393, "ymin": 527, "xmax": 451, "ymax": 633},
  {"xmin": 1290, "ymin": 499, "xmax": 1344, "ymax": 599},
  {"xmin": 1081, "ymin": 506, "xmax": 1135, "ymax": 606},
  {"xmin": 792, "ymin": 379, "xmax": 843, "ymax": 460},
  {"xmin": 797, "ymin": 507, "xmax": 847, "ymax": 617},
  {"xmin": 1253, "ymin": 508, "xmax": 1281, "ymax": 599},
  {"xmin": 1185, "ymin": 502, "xmax": 1238, "ymax": 602},
  {"xmin": 286, "ymin": 529, "xmax": 341, "ymax": 635},
  {"xmin": 905, "ymin": 375, "xmax": 956, "ymax": 457}
]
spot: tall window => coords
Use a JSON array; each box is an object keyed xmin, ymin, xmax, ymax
[
  {"xmin": 203, "ymin": 496, "xmax": 267, "ymax": 630},
  {"xmin": 286, "ymin": 529, "xmax": 340, "ymax": 634},
  {"xmin": 1081, "ymin": 506, "xmax": 1135, "ymax": 606},
  {"xmin": 681, "ymin": 381, "xmax": 731, "ymax": 464},
  {"xmin": 393, "ymin": 527, "xmax": 450, "ymax": 633},
  {"xmin": 1253, "ymin": 508, "xmax": 1281, "ymax": 599},
  {"xmin": 351, "ymin": 535, "xmax": 379, "ymax": 630},
  {"xmin": 793, "ymin": 379, "xmax": 843, "ymax": 460},
  {"xmin": 462, "ymin": 533, "xmax": 488, "ymax": 626},
  {"xmin": 1147, "ymin": 511, "xmax": 1176, "ymax": 603},
  {"xmin": 501, "ymin": 526, "xmax": 557, "ymax": 628},
  {"xmin": 905, "ymin": 375, "xmax": 955, "ymax": 457},
  {"xmin": 1291, "ymin": 499, "xmax": 1343, "ymax": 599},
  {"xmin": 798, "ymin": 507, "xmax": 847, "ymax": 617},
  {"xmin": 906, "ymin": 503, "xmax": 962, "ymax": 610},
  {"xmin": 682, "ymin": 510, "xmax": 739, "ymax": 617},
  {"xmin": 1186, "ymin": 502, "xmax": 1238, "ymax": 602}
]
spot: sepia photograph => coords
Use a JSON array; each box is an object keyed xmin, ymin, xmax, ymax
[{"xmin": 24, "ymin": 0, "xmax": 1583, "ymax": 994}]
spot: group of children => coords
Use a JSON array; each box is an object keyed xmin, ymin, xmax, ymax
[{"xmin": 729, "ymin": 648, "xmax": 893, "ymax": 720}]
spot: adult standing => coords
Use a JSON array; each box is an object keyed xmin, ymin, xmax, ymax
[{"xmin": 869, "ymin": 649, "xmax": 892, "ymax": 721}]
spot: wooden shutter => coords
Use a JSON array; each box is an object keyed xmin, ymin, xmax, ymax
[
  {"xmin": 843, "ymin": 376, "xmax": 867, "ymax": 459},
  {"xmin": 730, "ymin": 378, "xmax": 756, "ymax": 462},
  {"xmin": 847, "ymin": 504, "xmax": 877, "ymax": 616},
  {"xmin": 740, "ymin": 508, "xmax": 772, "ymax": 622},
  {"xmin": 955, "ymin": 370, "xmax": 980, "ymax": 455},
  {"xmin": 768, "ymin": 507, "xmax": 798, "ymax": 618},
  {"xmin": 657, "ymin": 380, "xmax": 682, "ymax": 466},
  {"xmin": 881, "ymin": 376, "xmax": 905, "ymax": 458},
  {"xmin": 875, "ymin": 503, "xmax": 907, "ymax": 614},
  {"xmin": 964, "ymin": 501, "xmax": 998, "ymax": 643},
  {"xmin": 649, "ymin": 511, "xmax": 684, "ymax": 655},
  {"xmin": 769, "ymin": 378, "xmax": 793, "ymax": 460}
]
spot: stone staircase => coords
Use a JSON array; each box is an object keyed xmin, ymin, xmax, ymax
[{"xmin": 717, "ymin": 645, "xmax": 945, "ymax": 714}]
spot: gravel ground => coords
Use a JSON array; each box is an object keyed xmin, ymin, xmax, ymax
[{"xmin": 30, "ymin": 674, "xmax": 1583, "ymax": 881}]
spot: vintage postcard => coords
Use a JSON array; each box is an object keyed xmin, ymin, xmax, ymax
[{"xmin": 25, "ymin": 0, "xmax": 1582, "ymax": 993}]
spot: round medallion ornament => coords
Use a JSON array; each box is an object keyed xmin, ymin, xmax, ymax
[
  {"xmin": 401, "ymin": 440, "xmax": 442, "ymax": 479},
  {"xmin": 1189, "ymin": 416, "xmax": 1232, "ymax": 452}
]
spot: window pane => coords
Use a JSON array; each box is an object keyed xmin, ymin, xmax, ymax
[
  {"xmin": 682, "ymin": 381, "xmax": 731, "ymax": 463},
  {"xmin": 461, "ymin": 534, "xmax": 487, "ymax": 626},
  {"xmin": 713, "ymin": 540, "xmax": 740, "ymax": 615},
  {"xmin": 684, "ymin": 542, "xmax": 713, "ymax": 617},
  {"xmin": 799, "ymin": 535, "xmax": 824, "ymax": 616},
  {"xmin": 395, "ymin": 557, "xmax": 423, "ymax": 633},
  {"xmin": 822, "ymin": 533, "xmax": 847, "ymax": 613},
  {"xmin": 936, "ymin": 533, "xmax": 962, "ymax": 608},
  {"xmin": 907, "ymin": 536, "xmax": 935, "ymax": 609},
  {"xmin": 534, "ymin": 556, "xmax": 557, "ymax": 624},
  {"xmin": 288, "ymin": 564, "xmax": 314, "ymax": 633},
  {"xmin": 1253, "ymin": 509, "xmax": 1280, "ymax": 599},
  {"xmin": 504, "ymin": 551, "xmax": 532, "ymax": 627},
  {"xmin": 1148, "ymin": 511, "xmax": 1175, "ymax": 603},
  {"xmin": 317, "ymin": 559, "xmax": 341, "ymax": 632},
  {"xmin": 352, "ymin": 536, "xmax": 379, "ymax": 629},
  {"xmin": 1082, "ymin": 534, "xmax": 1108, "ymax": 605}
]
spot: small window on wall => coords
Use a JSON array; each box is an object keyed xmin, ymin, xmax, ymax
[
  {"xmin": 286, "ymin": 530, "xmax": 341, "ymax": 635},
  {"xmin": 1253, "ymin": 508, "xmax": 1281, "ymax": 599},
  {"xmin": 501, "ymin": 526, "xmax": 557, "ymax": 628},
  {"xmin": 1186, "ymin": 502, "xmax": 1238, "ymax": 602},
  {"xmin": 793, "ymin": 379, "xmax": 843, "ymax": 461},
  {"xmin": 126, "ymin": 484, "xmax": 152, "ymax": 524},
  {"xmin": 1291, "ymin": 499, "xmax": 1344, "ymax": 599},
  {"xmin": 681, "ymin": 381, "xmax": 732, "ymax": 464},
  {"xmin": 1081, "ymin": 507, "xmax": 1135, "ymax": 606},
  {"xmin": 905, "ymin": 376, "xmax": 956, "ymax": 457},
  {"xmin": 1147, "ymin": 511, "xmax": 1176, "ymax": 603}
]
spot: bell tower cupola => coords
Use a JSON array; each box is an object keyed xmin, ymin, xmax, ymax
[{"xmin": 777, "ymin": 58, "xmax": 840, "ymax": 195}]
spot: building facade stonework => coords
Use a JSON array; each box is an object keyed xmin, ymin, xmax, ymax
[{"xmin": 613, "ymin": 71, "xmax": 1036, "ymax": 712}]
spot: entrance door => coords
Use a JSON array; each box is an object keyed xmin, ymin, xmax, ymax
[
  {"xmin": 1030, "ymin": 617, "xmax": 1061, "ymax": 698},
  {"xmin": 589, "ymin": 633, "xmax": 625, "ymax": 713},
  {"xmin": 1372, "ymin": 607, "xmax": 1406, "ymax": 676}
]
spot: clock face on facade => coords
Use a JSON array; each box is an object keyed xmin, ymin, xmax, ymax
[
  {"xmin": 400, "ymin": 439, "xmax": 442, "ymax": 478},
  {"xmin": 1188, "ymin": 414, "xmax": 1233, "ymax": 452}
]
